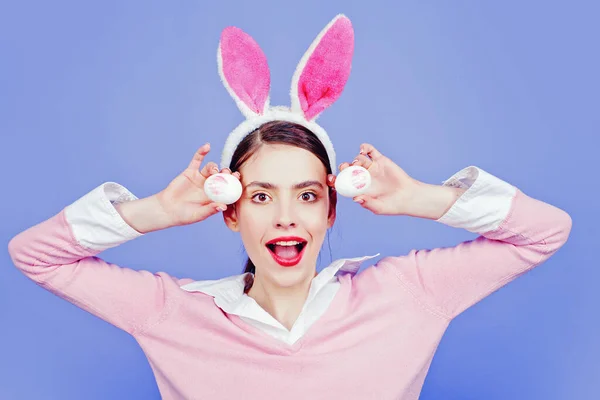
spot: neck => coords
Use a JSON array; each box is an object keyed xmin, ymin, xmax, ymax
[{"xmin": 246, "ymin": 269, "xmax": 318, "ymax": 331}]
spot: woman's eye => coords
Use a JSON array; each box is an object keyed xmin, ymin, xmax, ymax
[
  {"xmin": 252, "ymin": 193, "xmax": 270, "ymax": 203},
  {"xmin": 301, "ymin": 192, "xmax": 317, "ymax": 202}
]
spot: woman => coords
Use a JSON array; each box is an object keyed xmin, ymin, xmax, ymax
[{"xmin": 8, "ymin": 15, "xmax": 571, "ymax": 400}]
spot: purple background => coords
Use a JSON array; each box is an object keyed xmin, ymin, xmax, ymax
[{"xmin": 1, "ymin": 1, "xmax": 597, "ymax": 399}]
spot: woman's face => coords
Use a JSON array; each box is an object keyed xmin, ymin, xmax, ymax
[{"xmin": 224, "ymin": 143, "xmax": 335, "ymax": 284}]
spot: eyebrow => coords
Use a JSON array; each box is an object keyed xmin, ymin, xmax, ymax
[{"xmin": 246, "ymin": 180, "xmax": 324, "ymax": 190}]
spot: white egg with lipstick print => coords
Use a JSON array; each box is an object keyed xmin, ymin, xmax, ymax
[
  {"xmin": 203, "ymin": 173, "xmax": 243, "ymax": 205},
  {"xmin": 334, "ymin": 165, "xmax": 372, "ymax": 197}
]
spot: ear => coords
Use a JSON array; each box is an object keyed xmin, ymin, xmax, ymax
[
  {"xmin": 222, "ymin": 203, "xmax": 240, "ymax": 232},
  {"xmin": 218, "ymin": 27, "xmax": 271, "ymax": 118},
  {"xmin": 290, "ymin": 15, "xmax": 354, "ymax": 121},
  {"xmin": 327, "ymin": 189, "xmax": 337, "ymax": 229}
]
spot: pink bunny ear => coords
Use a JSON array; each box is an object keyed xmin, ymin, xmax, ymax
[
  {"xmin": 218, "ymin": 27, "xmax": 270, "ymax": 118},
  {"xmin": 290, "ymin": 15, "xmax": 354, "ymax": 121}
]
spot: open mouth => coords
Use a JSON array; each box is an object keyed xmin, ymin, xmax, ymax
[
  {"xmin": 265, "ymin": 241, "xmax": 307, "ymax": 267},
  {"xmin": 266, "ymin": 242, "xmax": 306, "ymax": 253}
]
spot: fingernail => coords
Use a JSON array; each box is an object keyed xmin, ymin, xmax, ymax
[
  {"xmin": 216, "ymin": 205, "xmax": 227, "ymax": 211},
  {"xmin": 354, "ymin": 198, "xmax": 364, "ymax": 204},
  {"xmin": 352, "ymin": 159, "xmax": 359, "ymax": 164}
]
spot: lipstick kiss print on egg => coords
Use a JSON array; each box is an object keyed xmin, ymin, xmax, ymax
[
  {"xmin": 207, "ymin": 175, "xmax": 227, "ymax": 195},
  {"xmin": 351, "ymin": 169, "xmax": 367, "ymax": 189}
]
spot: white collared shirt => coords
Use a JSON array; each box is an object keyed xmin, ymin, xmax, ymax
[{"xmin": 179, "ymin": 254, "xmax": 379, "ymax": 345}]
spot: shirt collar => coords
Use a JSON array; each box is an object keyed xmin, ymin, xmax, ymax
[{"xmin": 179, "ymin": 254, "xmax": 380, "ymax": 315}]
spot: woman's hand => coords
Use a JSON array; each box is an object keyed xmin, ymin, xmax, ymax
[
  {"xmin": 327, "ymin": 143, "xmax": 465, "ymax": 219},
  {"xmin": 156, "ymin": 143, "xmax": 241, "ymax": 227},
  {"xmin": 327, "ymin": 143, "xmax": 420, "ymax": 216}
]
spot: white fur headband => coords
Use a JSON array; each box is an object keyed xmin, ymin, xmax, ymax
[{"xmin": 217, "ymin": 14, "xmax": 355, "ymax": 174}]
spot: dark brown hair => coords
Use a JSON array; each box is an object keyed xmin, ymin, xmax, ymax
[{"xmin": 229, "ymin": 120, "xmax": 337, "ymax": 294}]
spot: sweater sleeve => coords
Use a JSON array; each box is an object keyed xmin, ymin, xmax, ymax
[
  {"xmin": 379, "ymin": 166, "xmax": 572, "ymax": 320},
  {"xmin": 7, "ymin": 182, "xmax": 191, "ymax": 335}
]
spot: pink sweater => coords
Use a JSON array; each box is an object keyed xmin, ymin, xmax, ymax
[{"xmin": 7, "ymin": 168, "xmax": 572, "ymax": 399}]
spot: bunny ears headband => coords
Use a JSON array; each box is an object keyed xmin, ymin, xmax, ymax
[{"xmin": 218, "ymin": 14, "xmax": 355, "ymax": 175}]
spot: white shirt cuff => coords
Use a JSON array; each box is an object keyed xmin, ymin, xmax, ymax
[
  {"xmin": 64, "ymin": 182, "xmax": 145, "ymax": 251},
  {"xmin": 435, "ymin": 166, "xmax": 517, "ymax": 234}
]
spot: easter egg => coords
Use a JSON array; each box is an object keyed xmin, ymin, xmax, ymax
[
  {"xmin": 203, "ymin": 173, "xmax": 243, "ymax": 205},
  {"xmin": 334, "ymin": 165, "xmax": 371, "ymax": 197}
]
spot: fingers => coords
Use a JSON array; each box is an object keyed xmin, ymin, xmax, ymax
[
  {"xmin": 210, "ymin": 202, "xmax": 228, "ymax": 213},
  {"xmin": 338, "ymin": 143, "xmax": 381, "ymax": 173},
  {"xmin": 359, "ymin": 143, "xmax": 383, "ymax": 160},
  {"xmin": 193, "ymin": 202, "xmax": 229, "ymax": 222},
  {"xmin": 338, "ymin": 161, "xmax": 351, "ymax": 171},
  {"xmin": 351, "ymin": 154, "xmax": 373, "ymax": 169},
  {"xmin": 353, "ymin": 195, "xmax": 387, "ymax": 215},
  {"xmin": 326, "ymin": 174, "xmax": 336, "ymax": 189},
  {"xmin": 200, "ymin": 163, "xmax": 242, "ymax": 181},
  {"xmin": 339, "ymin": 154, "xmax": 372, "ymax": 172},
  {"xmin": 188, "ymin": 143, "xmax": 211, "ymax": 172},
  {"xmin": 199, "ymin": 161, "xmax": 220, "ymax": 179},
  {"xmin": 220, "ymin": 167, "xmax": 242, "ymax": 181},
  {"xmin": 188, "ymin": 143, "xmax": 242, "ymax": 181}
]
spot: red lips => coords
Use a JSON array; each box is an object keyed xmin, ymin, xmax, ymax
[
  {"xmin": 266, "ymin": 236, "xmax": 307, "ymax": 245},
  {"xmin": 265, "ymin": 236, "xmax": 308, "ymax": 267}
]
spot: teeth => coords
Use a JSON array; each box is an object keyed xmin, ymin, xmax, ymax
[{"xmin": 272, "ymin": 241, "xmax": 302, "ymax": 246}]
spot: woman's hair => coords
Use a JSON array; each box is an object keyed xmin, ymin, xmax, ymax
[{"xmin": 229, "ymin": 120, "xmax": 337, "ymax": 294}]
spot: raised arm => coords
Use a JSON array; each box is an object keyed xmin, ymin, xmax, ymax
[
  {"xmin": 378, "ymin": 166, "xmax": 572, "ymax": 320},
  {"xmin": 331, "ymin": 144, "xmax": 572, "ymax": 321},
  {"xmin": 7, "ymin": 182, "xmax": 189, "ymax": 334},
  {"xmin": 7, "ymin": 143, "xmax": 237, "ymax": 334}
]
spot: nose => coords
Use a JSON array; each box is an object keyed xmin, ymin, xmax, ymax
[{"xmin": 274, "ymin": 201, "xmax": 296, "ymax": 229}]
